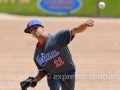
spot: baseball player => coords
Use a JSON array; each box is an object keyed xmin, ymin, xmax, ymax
[{"xmin": 20, "ymin": 19, "xmax": 94, "ymax": 90}]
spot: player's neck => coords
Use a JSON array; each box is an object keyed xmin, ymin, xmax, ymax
[{"xmin": 37, "ymin": 33, "xmax": 47, "ymax": 43}]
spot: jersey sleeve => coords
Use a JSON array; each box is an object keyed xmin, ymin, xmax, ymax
[
  {"xmin": 34, "ymin": 60, "xmax": 45, "ymax": 71},
  {"xmin": 55, "ymin": 29, "xmax": 74, "ymax": 47}
]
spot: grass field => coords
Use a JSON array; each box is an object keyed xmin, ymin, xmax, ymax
[{"xmin": 0, "ymin": 0, "xmax": 120, "ymax": 17}]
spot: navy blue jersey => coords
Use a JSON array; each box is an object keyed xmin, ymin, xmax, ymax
[{"xmin": 34, "ymin": 29, "xmax": 76, "ymax": 75}]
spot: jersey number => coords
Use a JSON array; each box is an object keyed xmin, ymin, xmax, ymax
[{"xmin": 54, "ymin": 57, "xmax": 64, "ymax": 67}]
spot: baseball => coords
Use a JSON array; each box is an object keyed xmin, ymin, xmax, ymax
[{"xmin": 98, "ymin": 2, "xmax": 105, "ymax": 9}]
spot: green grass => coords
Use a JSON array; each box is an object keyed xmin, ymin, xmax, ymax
[
  {"xmin": 99, "ymin": 0, "xmax": 120, "ymax": 17},
  {"xmin": 0, "ymin": 0, "xmax": 120, "ymax": 17}
]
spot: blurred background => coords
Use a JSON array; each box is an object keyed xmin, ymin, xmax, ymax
[
  {"xmin": 0, "ymin": 0, "xmax": 120, "ymax": 90},
  {"xmin": 0, "ymin": 0, "xmax": 119, "ymax": 17}
]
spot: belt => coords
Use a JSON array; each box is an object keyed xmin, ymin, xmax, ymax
[{"xmin": 60, "ymin": 69, "xmax": 75, "ymax": 75}]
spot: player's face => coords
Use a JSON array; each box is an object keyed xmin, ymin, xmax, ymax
[{"xmin": 29, "ymin": 26, "xmax": 44, "ymax": 39}]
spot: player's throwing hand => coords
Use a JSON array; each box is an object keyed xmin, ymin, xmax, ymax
[{"xmin": 85, "ymin": 19, "xmax": 94, "ymax": 27}]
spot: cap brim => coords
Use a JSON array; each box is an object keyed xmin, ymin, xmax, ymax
[{"xmin": 24, "ymin": 24, "xmax": 42, "ymax": 33}]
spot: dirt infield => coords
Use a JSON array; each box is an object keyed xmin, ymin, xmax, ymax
[{"xmin": 0, "ymin": 14, "xmax": 120, "ymax": 90}]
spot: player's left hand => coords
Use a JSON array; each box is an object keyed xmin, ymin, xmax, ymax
[
  {"xmin": 20, "ymin": 77, "xmax": 37, "ymax": 90},
  {"xmin": 85, "ymin": 19, "xmax": 94, "ymax": 27}
]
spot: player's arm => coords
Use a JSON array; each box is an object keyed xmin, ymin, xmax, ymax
[
  {"xmin": 33, "ymin": 59, "xmax": 47, "ymax": 82},
  {"xmin": 20, "ymin": 70, "xmax": 47, "ymax": 90},
  {"xmin": 35, "ymin": 70, "xmax": 47, "ymax": 82},
  {"xmin": 71, "ymin": 19, "xmax": 94, "ymax": 36}
]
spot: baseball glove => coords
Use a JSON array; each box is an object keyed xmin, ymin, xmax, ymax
[{"xmin": 20, "ymin": 77, "xmax": 37, "ymax": 90}]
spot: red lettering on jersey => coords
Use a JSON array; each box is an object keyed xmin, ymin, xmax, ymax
[
  {"xmin": 54, "ymin": 57, "xmax": 64, "ymax": 67},
  {"xmin": 58, "ymin": 57, "xmax": 64, "ymax": 65},
  {"xmin": 54, "ymin": 60, "xmax": 60, "ymax": 67}
]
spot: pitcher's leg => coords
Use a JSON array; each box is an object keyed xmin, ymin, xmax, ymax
[
  {"xmin": 61, "ymin": 73, "xmax": 75, "ymax": 90},
  {"xmin": 47, "ymin": 75, "xmax": 61, "ymax": 90}
]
